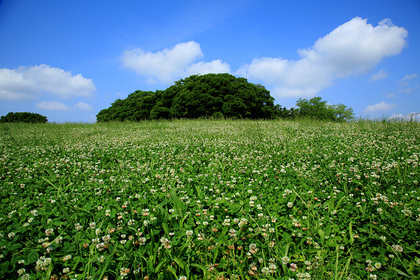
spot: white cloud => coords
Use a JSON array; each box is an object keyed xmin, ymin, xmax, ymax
[
  {"xmin": 36, "ymin": 101, "xmax": 70, "ymax": 111},
  {"xmin": 0, "ymin": 64, "xmax": 96, "ymax": 101},
  {"xmin": 364, "ymin": 101, "xmax": 397, "ymax": 113},
  {"xmin": 186, "ymin": 60, "xmax": 230, "ymax": 76},
  {"xmin": 121, "ymin": 41, "xmax": 230, "ymax": 83},
  {"xmin": 74, "ymin": 102, "xmax": 93, "ymax": 111},
  {"xmin": 36, "ymin": 101, "xmax": 93, "ymax": 111},
  {"xmin": 370, "ymin": 69, "xmax": 389, "ymax": 81},
  {"xmin": 237, "ymin": 17, "xmax": 408, "ymax": 99}
]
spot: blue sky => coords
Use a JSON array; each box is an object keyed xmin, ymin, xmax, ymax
[{"xmin": 0, "ymin": 0, "xmax": 419, "ymax": 122}]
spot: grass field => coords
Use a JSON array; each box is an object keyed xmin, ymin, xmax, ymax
[{"xmin": 0, "ymin": 119, "xmax": 419, "ymax": 279}]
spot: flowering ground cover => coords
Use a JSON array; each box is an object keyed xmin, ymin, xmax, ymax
[{"xmin": 0, "ymin": 119, "xmax": 419, "ymax": 279}]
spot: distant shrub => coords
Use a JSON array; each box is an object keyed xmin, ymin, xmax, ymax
[
  {"xmin": 296, "ymin": 97, "xmax": 354, "ymax": 122},
  {"xmin": 0, "ymin": 112, "xmax": 48, "ymax": 123}
]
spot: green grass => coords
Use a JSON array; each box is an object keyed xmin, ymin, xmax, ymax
[{"xmin": 0, "ymin": 119, "xmax": 419, "ymax": 279}]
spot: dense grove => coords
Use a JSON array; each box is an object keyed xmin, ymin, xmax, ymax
[
  {"xmin": 96, "ymin": 74, "xmax": 282, "ymax": 121},
  {"xmin": 0, "ymin": 120, "xmax": 419, "ymax": 279},
  {"xmin": 96, "ymin": 74, "xmax": 353, "ymax": 122}
]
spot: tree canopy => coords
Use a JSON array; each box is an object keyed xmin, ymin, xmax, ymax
[
  {"xmin": 96, "ymin": 74, "xmax": 282, "ymax": 121},
  {"xmin": 295, "ymin": 97, "xmax": 354, "ymax": 122},
  {"xmin": 97, "ymin": 73, "xmax": 354, "ymax": 122},
  {"xmin": 0, "ymin": 112, "xmax": 48, "ymax": 123}
]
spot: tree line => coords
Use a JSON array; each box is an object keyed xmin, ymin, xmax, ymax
[
  {"xmin": 97, "ymin": 73, "xmax": 354, "ymax": 122},
  {"xmin": 0, "ymin": 74, "xmax": 354, "ymax": 123}
]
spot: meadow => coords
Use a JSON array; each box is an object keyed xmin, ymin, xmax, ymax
[{"xmin": 0, "ymin": 119, "xmax": 419, "ymax": 280}]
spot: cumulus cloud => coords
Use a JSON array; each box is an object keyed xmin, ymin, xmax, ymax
[
  {"xmin": 0, "ymin": 64, "xmax": 96, "ymax": 101},
  {"xmin": 370, "ymin": 69, "xmax": 389, "ymax": 82},
  {"xmin": 364, "ymin": 101, "xmax": 397, "ymax": 113},
  {"xmin": 36, "ymin": 101, "xmax": 93, "ymax": 111},
  {"xmin": 121, "ymin": 41, "xmax": 230, "ymax": 83},
  {"xmin": 237, "ymin": 17, "xmax": 408, "ymax": 99}
]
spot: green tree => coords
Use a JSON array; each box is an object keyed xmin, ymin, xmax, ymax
[
  {"xmin": 0, "ymin": 112, "xmax": 48, "ymax": 123},
  {"xmin": 331, "ymin": 103, "xmax": 354, "ymax": 121},
  {"xmin": 295, "ymin": 97, "xmax": 354, "ymax": 121},
  {"xmin": 97, "ymin": 73, "xmax": 281, "ymax": 121}
]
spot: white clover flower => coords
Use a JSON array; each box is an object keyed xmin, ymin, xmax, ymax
[
  {"xmin": 392, "ymin": 245, "xmax": 403, "ymax": 253},
  {"xmin": 120, "ymin": 267, "xmax": 130, "ymax": 276},
  {"xmin": 17, "ymin": 268, "xmax": 26, "ymax": 275},
  {"xmin": 261, "ymin": 267, "xmax": 270, "ymax": 275},
  {"xmin": 63, "ymin": 255, "xmax": 72, "ymax": 262},
  {"xmin": 45, "ymin": 228, "xmax": 54, "ymax": 236},
  {"xmin": 222, "ymin": 218, "xmax": 231, "ymax": 226},
  {"xmin": 282, "ymin": 256, "xmax": 290, "ymax": 265},
  {"xmin": 249, "ymin": 243, "xmax": 258, "ymax": 254},
  {"xmin": 74, "ymin": 223, "xmax": 83, "ymax": 231}
]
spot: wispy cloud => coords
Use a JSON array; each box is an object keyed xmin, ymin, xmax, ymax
[
  {"xmin": 397, "ymin": 73, "xmax": 419, "ymax": 94},
  {"xmin": 36, "ymin": 101, "xmax": 93, "ymax": 112},
  {"xmin": 0, "ymin": 65, "xmax": 96, "ymax": 101},
  {"xmin": 398, "ymin": 73, "xmax": 418, "ymax": 86},
  {"xmin": 370, "ymin": 69, "xmax": 389, "ymax": 82},
  {"xmin": 364, "ymin": 101, "xmax": 397, "ymax": 113},
  {"xmin": 36, "ymin": 101, "xmax": 70, "ymax": 111}
]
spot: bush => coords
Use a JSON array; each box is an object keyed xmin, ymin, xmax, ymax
[{"xmin": 0, "ymin": 112, "xmax": 48, "ymax": 123}]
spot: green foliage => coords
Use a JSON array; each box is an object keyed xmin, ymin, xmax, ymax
[
  {"xmin": 296, "ymin": 97, "xmax": 354, "ymax": 122},
  {"xmin": 97, "ymin": 74, "xmax": 283, "ymax": 121},
  {"xmin": 0, "ymin": 120, "xmax": 419, "ymax": 279},
  {"xmin": 0, "ymin": 112, "xmax": 48, "ymax": 123}
]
